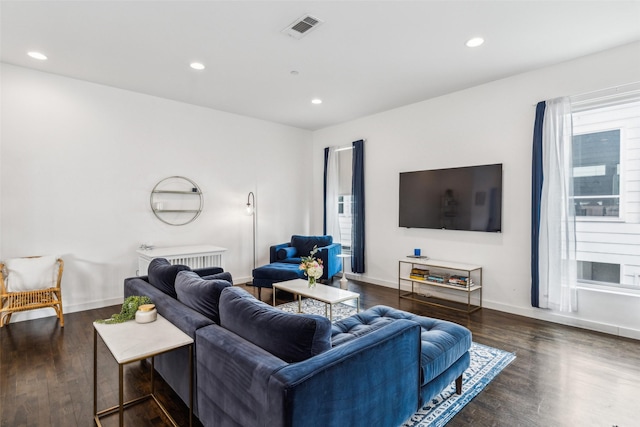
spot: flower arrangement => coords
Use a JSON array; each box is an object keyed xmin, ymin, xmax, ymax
[{"xmin": 299, "ymin": 245, "xmax": 323, "ymax": 287}]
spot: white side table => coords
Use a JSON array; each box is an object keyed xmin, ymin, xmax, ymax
[{"xmin": 93, "ymin": 315, "xmax": 193, "ymax": 427}]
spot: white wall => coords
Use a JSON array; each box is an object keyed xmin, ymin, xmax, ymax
[
  {"xmin": 3, "ymin": 43, "xmax": 640, "ymax": 337},
  {"xmin": 312, "ymin": 42, "xmax": 640, "ymax": 339},
  {"xmin": 1, "ymin": 64, "xmax": 312, "ymax": 321}
]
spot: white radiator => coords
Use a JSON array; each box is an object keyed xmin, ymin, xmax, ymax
[{"xmin": 137, "ymin": 245, "xmax": 227, "ymax": 276}]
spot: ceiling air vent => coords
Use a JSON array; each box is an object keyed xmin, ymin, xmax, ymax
[{"xmin": 282, "ymin": 15, "xmax": 323, "ymax": 39}]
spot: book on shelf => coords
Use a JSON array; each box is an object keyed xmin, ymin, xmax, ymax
[
  {"xmin": 409, "ymin": 268, "xmax": 429, "ymax": 280},
  {"xmin": 426, "ymin": 273, "xmax": 450, "ymax": 283},
  {"xmin": 448, "ymin": 275, "xmax": 473, "ymax": 287}
]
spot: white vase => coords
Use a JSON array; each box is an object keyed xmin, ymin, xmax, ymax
[{"xmin": 135, "ymin": 304, "xmax": 157, "ymax": 323}]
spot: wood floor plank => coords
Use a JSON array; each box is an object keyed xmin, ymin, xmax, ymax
[{"xmin": 1, "ymin": 280, "xmax": 639, "ymax": 427}]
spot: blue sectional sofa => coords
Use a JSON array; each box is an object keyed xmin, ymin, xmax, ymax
[{"xmin": 124, "ymin": 258, "xmax": 472, "ymax": 427}]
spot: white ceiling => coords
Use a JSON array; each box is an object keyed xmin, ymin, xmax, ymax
[{"xmin": 2, "ymin": 1, "xmax": 640, "ymax": 130}]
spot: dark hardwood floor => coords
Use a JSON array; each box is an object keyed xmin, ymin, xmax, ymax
[{"xmin": 2, "ymin": 280, "xmax": 639, "ymax": 427}]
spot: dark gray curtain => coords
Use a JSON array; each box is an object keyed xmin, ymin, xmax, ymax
[
  {"xmin": 531, "ymin": 101, "xmax": 546, "ymax": 307},
  {"xmin": 352, "ymin": 140, "xmax": 365, "ymax": 273}
]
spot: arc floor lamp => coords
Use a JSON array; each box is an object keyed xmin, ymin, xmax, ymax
[{"xmin": 246, "ymin": 191, "xmax": 256, "ymax": 285}]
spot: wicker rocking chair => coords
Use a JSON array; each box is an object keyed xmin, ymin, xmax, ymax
[{"xmin": 0, "ymin": 256, "xmax": 64, "ymax": 327}]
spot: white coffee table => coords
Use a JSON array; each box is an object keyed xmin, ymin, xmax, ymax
[
  {"xmin": 272, "ymin": 279, "xmax": 360, "ymax": 321},
  {"xmin": 93, "ymin": 315, "xmax": 193, "ymax": 427}
]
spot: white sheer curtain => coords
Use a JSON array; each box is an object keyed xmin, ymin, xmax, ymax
[
  {"xmin": 325, "ymin": 147, "xmax": 341, "ymax": 243},
  {"xmin": 539, "ymin": 97, "xmax": 578, "ymax": 312}
]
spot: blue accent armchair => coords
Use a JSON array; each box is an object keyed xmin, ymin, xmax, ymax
[
  {"xmin": 252, "ymin": 235, "xmax": 342, "ymax": 299},
  {"xmin": 269, "ymin": 235, "xmax": 342, "ymax": 281}
]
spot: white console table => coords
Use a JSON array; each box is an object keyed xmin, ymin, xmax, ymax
[
  {"xmin": 137, "ymin": 245, "xmax": 227, "ymax": 276},
  {"xmin": 398, "ymin": 258, "xmax": 482, "ymax": 313}
]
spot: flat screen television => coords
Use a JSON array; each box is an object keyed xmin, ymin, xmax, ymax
[{"xmin": 399, "ymin": 163, "xmax": 502, "ymax": 232}]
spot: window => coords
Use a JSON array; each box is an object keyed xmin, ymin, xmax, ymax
[
  {"xmin": 577, "ymin": 261, "xmax": 621, "ymax": 285},
  {"xmin": 572, "ymin": 130, "xmax": 620, "ymax": 217},
  {"xmin": 325, "ymin": 147, "xmax": 353, "ymax": 254},
  {"xmin": 338, "ymin": 195, "xmax": 353, "ymax": 251},
  {"xmin": 572, "ymin": 96, "xmax": 640, "ymax": 289}
]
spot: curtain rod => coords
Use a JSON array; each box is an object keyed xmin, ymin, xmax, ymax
[
  {"xmin": 570, "ymin": 81, "xmax": 640, "ymax": 102},
  {"xmin": 533, "ymin": 81, "xmax": 640, "ymax": 107},
  {"xmin": 331, "ymin": 139, "xmax": 365, "ymax": 152},
  {"xmin": 335, "ymin": 145, "xmax": 354, "ymax": 152},
  {"xmin": 571, "ymin": 81, "xmax": 640, "ymax": 111}
]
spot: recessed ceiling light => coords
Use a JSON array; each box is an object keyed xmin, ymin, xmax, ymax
[
  {"xmin": 311, "ymin": 98, "xmax": 322, "ymax": 105},
  {"xmin": 190, "ymin": 62, "xmax": 205, "ymax": 70},
  {"xmin": 27, "ymin": 51, "xmax": 47, "ymax": 60},
  {"xmin": 465, "ymin": 37, "xmax": 485, "ymax": 48}
]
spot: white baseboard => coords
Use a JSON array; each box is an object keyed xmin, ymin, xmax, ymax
[
  {"xmin": 235, "ymin": 276, "xmax": 252, "ymax": 286},
  {"xmin": 619, "ymin": 327, "xmax": 640, "ymax": 340},
  {"xmin": 346, "ymin": 273, "xmax": 396, "ymax": 289},
  {"xmin": 484, "ymin": 299, "xmax": 640, "ymax": 340},
  {"xmin": 352, "ymin": 274, "xmax": 640, "ymax": 340},
  {"xmin": 3, "ymin": 297, "xmax": 123, "ymax": 324}
]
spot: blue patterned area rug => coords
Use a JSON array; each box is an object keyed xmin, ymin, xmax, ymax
[
  {"xmin": 402, "ymin": 342, "xmax": 515, "ymax": 427},
  {"xmin": 277, "ymin": 300, "xmax": 515, "ymax": 426},
  {"xmin": 277, "ymin": 299, "xmax": 359, "ymax": 322}
]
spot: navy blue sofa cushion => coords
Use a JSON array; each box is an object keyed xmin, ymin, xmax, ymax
[
  {"xmin": 175, "ymin": 270, "xmax": 232, "ymax": 324},
  {"xmin": 192, "ymin": 266, "xmax": 225, "ymax": 277},
  {"xmin": 219, "ymin": 287, "xmax": 332, "ymax": 363},
  {"xmin": 147, "ymin": 258, "xmax": 191, "ymax": 298},
  {"xmin": 290, "ymin": 235, "xmax": 332, "ymax": 258},
  {"xmin": 200, "ymin": 271, "xmax": 233, "ymax": 283}
]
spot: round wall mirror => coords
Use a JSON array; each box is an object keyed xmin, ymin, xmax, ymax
[{"xmin": 150, "ymin": 176, "xmax": 203, "ymax": 226}]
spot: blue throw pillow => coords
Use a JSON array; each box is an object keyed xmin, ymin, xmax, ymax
[
  {"xmin": 291, "ymin": 235, "xmax": 333, "ymax": 258},
  {"xmin": 276, "ymin": 247, "xmax": 298, "ymax": 260},
  {"xmin": 175, "ymin": 270, "xmax": 232, "ymax": 324},
  {"xmin": 147, "ymin": 258, "xmax": 191, "ymax": 299},
  {"xmin": 219, "ymin": 287, "xmax": 331, "ymax": 363}
]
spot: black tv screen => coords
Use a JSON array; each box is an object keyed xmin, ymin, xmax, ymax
[{"xmin": 399, "ymin": 164, "xmax": 502, "ymax": 232}]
